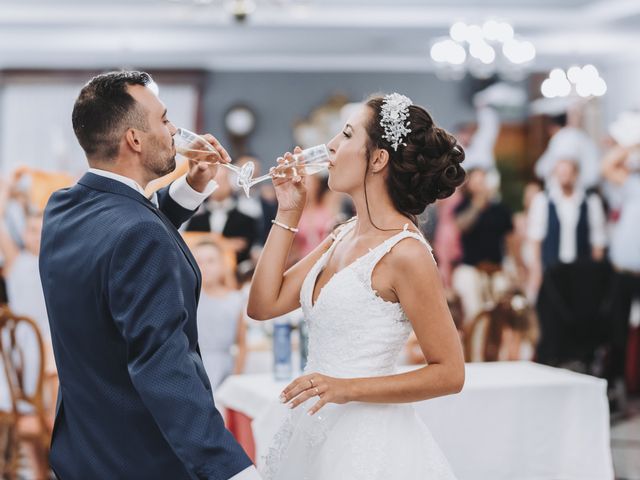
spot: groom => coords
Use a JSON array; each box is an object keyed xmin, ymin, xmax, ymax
[{"xmin": 39, "ymin": 71, "xmax": 258, "ymax": 479}]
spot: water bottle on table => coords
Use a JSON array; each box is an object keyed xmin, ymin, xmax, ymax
[{"xmin": 273, "ymin": 316, "xmax": 292, "ymax": 381}]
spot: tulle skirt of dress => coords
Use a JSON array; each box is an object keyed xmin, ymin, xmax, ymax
[{"xmin": 261, "ymin": 399, "xmax": 457, "ymax": 480}]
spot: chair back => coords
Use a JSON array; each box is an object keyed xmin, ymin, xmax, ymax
[
  {"xmin": 0, "ymin": 306, "xmax": 47, "ymax": 431},
  {"xmin": 0, "ymin": 411, "xmax": 18, "ymax": 479}
]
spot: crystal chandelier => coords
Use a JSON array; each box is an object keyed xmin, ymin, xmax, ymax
[
  {"xmin": 540, "ymin": 65, "xmax": 607, "ymax": 98},
  {"xmin": 430, "ymin": 20, "xmax": 536, "ymax": 80}
]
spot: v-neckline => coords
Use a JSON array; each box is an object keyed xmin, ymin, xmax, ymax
[{"xmin": 309, "ymin": 226, "xmax": 407, "ymax": 309}]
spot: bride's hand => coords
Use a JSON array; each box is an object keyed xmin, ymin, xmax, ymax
[
  {"xmin": 279, "ymin": 373, "xmax": 352, "ymax": 416},
  {"xmin": 272, "ymin": 147, "xmax": 307, "ymax": 213}
]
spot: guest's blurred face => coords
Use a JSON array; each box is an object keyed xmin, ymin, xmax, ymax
[
  {"xmin": 24, "ymin": 214, "xmax": 43, "ymax": 254},
  {"xmin": 466, "ymin": 169, "xmax": 488, "ymax": 196},
  {"xmin": 554, "ymin": 158, "xmax": 579, "ymax": 190},
  {"xmin": 325, "ymin": 104, "xmax": 371, "ymax": 194},
  {"xmin": 210, "ymin": 167, "xmax": 233, "ymax": 201},
  {"xmin": 193, "ymin": 243, "xmax": 226, "ymax": 286},
  {"xmin": 128, "ymin": 85, "xmax": 177, "ymax": 180}
]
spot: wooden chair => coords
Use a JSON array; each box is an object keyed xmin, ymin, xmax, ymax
[
  {"xmin": 464, "ymin": 294, "xmax": 538, "ymax": 363},
  {"xmin": 0, "ymin": 407, "xmax": 18, "ymax": 479},
  {"xmin": 0, "ymin": 306, "xmax": 53, "ymax": 479},
  {"xmin": 11, "ymin": 166, "xmax": 75, "ymax": 212}
]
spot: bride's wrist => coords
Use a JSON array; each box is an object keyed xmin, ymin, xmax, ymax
[
  {"xmin": 343, "ymin": 378, "xmax": 359, "ymax": 403},
  {"xmin": 275, "ymin": 209, "xmax": 302, "ymax": 227}
]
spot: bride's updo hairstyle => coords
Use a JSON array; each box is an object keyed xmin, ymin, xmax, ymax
[{"xmin": 364, "ymin": 95, "xmax": 466, "ymax": 221}]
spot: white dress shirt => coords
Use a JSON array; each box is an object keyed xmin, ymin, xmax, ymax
[
  {"xmin": 527, "ymin": 187, "xmax": 607, "ymax": 263},
  {"xmin": 88, "ymin": 168, "xmax": 260, "ymax": 479},
  {"xmin": 207, "ymin": 197, "xmax": 236, "ymax": 233},
  {"xmin": 87, "ymin": 168, "xmax": 217, "ymax": 210}
]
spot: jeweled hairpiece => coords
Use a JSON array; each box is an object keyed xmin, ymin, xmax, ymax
[{"xmin": 380, "ymin": 93, "xmax": 413, "ymax": 151}]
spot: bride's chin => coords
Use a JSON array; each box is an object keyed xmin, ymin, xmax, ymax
[{"xmin": 327, "ymin": 175, "xmax": 342, "ymax": 193}]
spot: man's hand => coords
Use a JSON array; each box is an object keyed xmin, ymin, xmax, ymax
[{"xmin": 186, "ymin": 134, "xmax": 232, "ymax": 192}]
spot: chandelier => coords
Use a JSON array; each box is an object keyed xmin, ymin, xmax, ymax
[
  {"xmin": 540, "ymin": 65, "xmax": 607, "ymax": 98},
  {"xmin": 430, "ymin": 20, "xmax": 536, "ymax": 80}
]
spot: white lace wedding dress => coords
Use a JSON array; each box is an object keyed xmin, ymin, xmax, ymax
[{"xmin": 261, "ymin": 219, "xmax": 457, "ymax": 480}]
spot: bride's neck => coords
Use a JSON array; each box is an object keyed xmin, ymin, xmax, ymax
[{"xmin": 351, "ymin": 185, "xmax": 409, "ymax": 236}]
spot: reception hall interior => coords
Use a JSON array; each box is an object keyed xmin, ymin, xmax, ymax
[{"xmin": 0, "ymin": 0, "xmax": 639, "ymax": 478}]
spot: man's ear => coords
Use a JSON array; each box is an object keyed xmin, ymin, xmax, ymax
[
  {"xmin": 370, "ymin": 148, "xmax": 389, "ymax": 174},
  {"xmin": 124, "ymin": 128, "xmax": 143, "ymax": 154}
]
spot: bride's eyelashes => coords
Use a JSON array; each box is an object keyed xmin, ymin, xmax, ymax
[{"xmin": 342, "ymin": 131, "xmax": 351, "ymax": 138}]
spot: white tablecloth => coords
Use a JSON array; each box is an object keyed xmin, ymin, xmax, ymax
[{"xmin": 217, "ymin": 361, "xmax": 614, "ymax": 480}]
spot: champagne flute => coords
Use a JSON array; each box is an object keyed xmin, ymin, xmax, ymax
[
  {"xmin": 175, "ymin": 128, "xmax": 261, "ymax": 197},
  {"xmin": 249, "ymin": 144, "xmax": 331, "ymax": 186},
  {"xmin": 174, "ymin": 128, "xmax": 330, "ymax": 197}
]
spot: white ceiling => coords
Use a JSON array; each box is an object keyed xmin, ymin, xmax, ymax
[{"xmin": 0, "ymin": 0, "xmax": 639, "ymax": 71}]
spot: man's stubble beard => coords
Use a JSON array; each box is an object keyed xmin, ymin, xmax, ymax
[{"xmin": 144, "ymin": 135, "xmax": 177, "ymax": 179}]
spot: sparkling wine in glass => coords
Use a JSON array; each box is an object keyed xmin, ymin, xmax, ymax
[
  {"xmin": 174, "ymin": 127, "xmax": 331, "ymax": 197},
  {"xmin": 174, "ymin": 128, "xmax": 255, "ymax": 197},
  {"xmin": 252, "ymin": 144, "xmax": 331, "ymax": 184}
]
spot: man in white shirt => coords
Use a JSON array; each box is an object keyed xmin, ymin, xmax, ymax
[
  {"xmin": 527, "ymin": 158, "xmax": 607, "ymax": 367},
  {"xmin": 602, "ymin": 145, "xmax": 640, "ymax": 411}
]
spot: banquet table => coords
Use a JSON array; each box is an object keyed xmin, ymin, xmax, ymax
[{"xmin": 217, "ymin": 361, "xmax": 614, "ymax": 480}]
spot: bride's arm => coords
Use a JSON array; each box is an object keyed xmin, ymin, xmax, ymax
[
  {"xmin": 247, "ymin": 211, "xmax": 333, "ymax": 320},
  {"xmin": 281, "ymin": 239, "xmax": 465, "ymax": 413},
  {"xmin": 247, "ymin": 148, "xmax": 332, "ymax": 320}
]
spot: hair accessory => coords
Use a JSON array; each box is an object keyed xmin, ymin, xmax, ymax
[{"xmin": 380, "ymin": 93, "xmax": 413, "ymax": 151}]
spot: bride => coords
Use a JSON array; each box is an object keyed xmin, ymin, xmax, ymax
[{"xmin": 247, "ymin": 93, "xmax": 466, "ymax": 479}]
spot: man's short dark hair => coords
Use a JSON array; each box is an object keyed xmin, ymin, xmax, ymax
[{"xmin": 72, "ymin": 71, "xmax": 152, "ymax": 161}]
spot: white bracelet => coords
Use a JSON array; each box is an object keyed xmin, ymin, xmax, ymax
[{"xmin": 271, "ymin": 219, "xmax": 299, "ymax": 233}]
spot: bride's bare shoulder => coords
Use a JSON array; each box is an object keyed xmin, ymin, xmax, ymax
[{"xmin": 388, "ymin": 232, "xmax": 436, "ymax": 273}]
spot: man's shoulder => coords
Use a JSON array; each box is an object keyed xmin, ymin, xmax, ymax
[{"xmin": 47, "ymin": 184, "xmax": 164, "ymax": 234}]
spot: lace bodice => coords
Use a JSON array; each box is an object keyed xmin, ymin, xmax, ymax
[{"xmin": 300, "ymin": 219, "xmax": 433, "ymax": 378}]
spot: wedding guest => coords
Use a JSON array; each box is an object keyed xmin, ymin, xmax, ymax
[
  {"xmin": 0, "ymin": 171, "xmax": 57, "ymax": 479},
  {"xmin": 292, "ymin": 174, "xmax": 338, "ymax": 260},
  {"xmin": 511, "ymin": 180, "xmax": 543, "ymax": 300},
  {"xmin": 186, "ymin": 167, "xmax": 259, "ymax": 264},
  {"xmin": 528, "ymin": 158, "xmax": 607, "ymax": 367},
  {"xmin": 192, "ymin": 239, "xmax": 247, "ymax": 391},
  {"xmin": 452, "ymin": 168, "xmax": 514, "ymax": 324},
  {"xmin": 528, "ymin": 158, "xmax": 606, "ymax": 294},
  {"xmin": 602, "ymin": 145, "xmax": 640, "ymax": 410}
]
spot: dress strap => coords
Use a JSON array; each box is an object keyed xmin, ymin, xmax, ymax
[
  {"xmin": 359, "ymin": 225, "xmax": 435, "ymax": 288},
  {"xmin": 322, "ymin": 217, "xmax": 357, "ymax": 260},
  {"xmin": 329, "ymin": 217, "xmax": 357, "ymax": 243}
]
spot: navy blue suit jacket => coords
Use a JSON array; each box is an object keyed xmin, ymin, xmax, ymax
[{"xmin": 39, "ymin": 173, "xmax": 252, "ymax": 480}]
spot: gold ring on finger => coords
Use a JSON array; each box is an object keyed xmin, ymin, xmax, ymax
[
  {"xmin": 309, "ymin": 378, "xmax": 315, "ymax": 388},
  {"xmin": 315, "ymin": 387, "xmax": 320, "ymax": 396}
]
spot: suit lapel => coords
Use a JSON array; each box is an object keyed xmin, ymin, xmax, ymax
[{"xmin": 78, "ymin": 173, "xmax": 202, "ymax": 294}]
